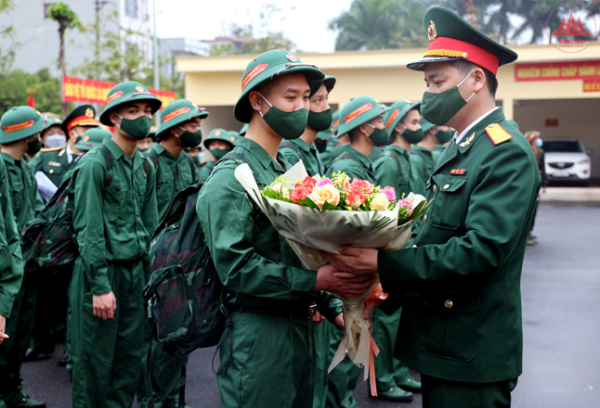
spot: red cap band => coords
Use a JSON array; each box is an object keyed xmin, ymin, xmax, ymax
[
  {"xmin": 426, "ymin": 37, "xmax": 500, "ymax": 75},
  {"xmin": 67, "ymin": 115, "xmax": 96, "ymax": 132}
]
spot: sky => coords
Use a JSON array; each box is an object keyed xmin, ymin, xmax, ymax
[{"xmin": 155, "ymin": 0, "xmax": 354, "ymax": 53}]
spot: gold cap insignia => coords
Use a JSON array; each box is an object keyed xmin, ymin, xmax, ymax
[
  {"xmin": 85, "ymin": 108, "xmax": 94, "ymax": 117},
  {"xmin": 428, "ymin": 20, "xmax": 438, "ymax": 42},
  {"xmin": 135, "ymin": 85, "xmax": 144, "ymax": 92},
  {"xmin": 215, "ymin": 130, "xmax": 221, "ymax": 136},
  {"xmin": 83, "ymin": 135, "xmax": 89, "ymax": 142},
  {"xmin": 286, "ymin": 54, "xmax": 298, "ymax": 62}
]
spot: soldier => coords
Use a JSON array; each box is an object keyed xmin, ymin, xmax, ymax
[
  {"xmin": 322, "ymin": 7, "xmax": 541, "ymax": 408},
  {"xmin": 137, "ymin": 126, "xmax": 156, "ymax": 153},
  {"xmin": 39, "ymin": 118, "xmax": 65, "ymax": 149},
  {"xmin": 69, "ymin": 81, "xmax": 160, "ymax": 407},
  {"xmin": 197, "ymin": 128, "xmax": 235, "ymax": 183},
  {"xmin": 319, "ymin": 110, "xmax": 343, "ymax": 168},
  {"xmin": 326, "ymin": 96, "xmax": 387, "ymax": 182},
  {"xmin": 279, "ymin": 75, "xmax": 335, "ymax": 177},
  {"xmin": 0, "ymin": 106, "xmax": 46, "ymax": 408},
  {"xmin": 197, "ymin": 49, "xmax": 372, "ymax": 408},
  {"xmin": 524, "ymin": 131, "xmax": 547, "ymax": 246},
  {"xmin": 409, "ymin": 116, "xmax": 438, "ymax": 196},
  {"xmin": 431, "ymin": 126, "xmax": 455, "ymax": 164},
  {"xmin": 185, "ymin": 143, "xmax": 203, "ymax": 176}
]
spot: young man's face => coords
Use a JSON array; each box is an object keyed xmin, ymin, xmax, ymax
[
  {"xmin": 256, "ymin": 73, "xmax": 310, "ymax": 114},
  {"xmin": 309, "ymin": 84, "xmax": 330, "ymax": 113},
  {"xmin": 208, "ymin": 140, "xmax": 231, "ymax": 151},
  {"xmin": 398, "ymin": 109, "xmax": 421, "ymax": 132},
  {"xmin": 69, "ymin": 125, "xmax": 88, "ymax": 142},
  {"xmin": 42, "ymin": 125, "xmax": 65, "ymax": 141},
  {"xmin": 137, "ymin": 137, "xmax": 153, "ymax": 150},
  {"xmin": 111, "ymin": 101, "xmax": 153, "ymax": 126},
  {"xmin": 179, "ymin": 117, "xmax": 202, "ymax": 133},
  {"xmin": 367, "ymin": 115, "xmax": 385, "ymax": 129}
]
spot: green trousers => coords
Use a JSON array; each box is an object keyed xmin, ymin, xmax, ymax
[
  {"xmin": 70, "ymin": 259, "xmax": 147, "ymax": 408},
  {"xmin": 325, "ymin": 321, "xmax": 361, "ymax": 408},
  {"xmin": 313, "ymin": 320, "xmax": 332, "ymax": 408},
  {"xmin": 0, "ymin": 272, "xmax": 37, "ymax": 405},
  {"xmin": 421, "ymin": 375, "xmax": 518, "ymax": 408},
  {"xmin": 30, "ymin": 266, "xmax": 71, "ymax": 350},
  {"xmin": 217, "ymin": 310, "xmax": 315, "ymax": 408},
  {"xmin": 370, "ymin": 308, "xmax": 411, "ymax": 392}
]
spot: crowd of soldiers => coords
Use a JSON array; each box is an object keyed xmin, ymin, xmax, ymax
[{"xmin": 0, "ymin": 6, "xmax": 546, "ymax": 408}]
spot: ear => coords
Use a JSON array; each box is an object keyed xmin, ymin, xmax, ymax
[
  {"xmin": 394, "ymin": 122, "xmax": 404, "ymax": 134},
  {"xmin": 249, "ymin": 91, "xmax": 264, "ymax": 112},
  {"xmin": 472, "ymin": 68, "xmax": 486, "ymax": 93},
  {"xmin": 108, "ymin": 111, "xmax": 120, "ymax": 126}
]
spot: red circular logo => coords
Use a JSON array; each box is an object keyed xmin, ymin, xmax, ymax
[{"xmin": 546, "ymin": 3, "xmax": 597, "ymax": 53}]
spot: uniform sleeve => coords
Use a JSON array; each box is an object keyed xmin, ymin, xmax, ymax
[
  {"xmin": 409, "ymin": 153, "xmax": 427, "ymax": 196},
  {"xmin": 72, "ymin": 158, "xmax": 112, "ymax": 295},
  {"xmin": 315, "ymin": 291, "xmax": 343, "ymax": 323},
  {"xmin": 379, "ymin": 143, "xmax": 540, "ymax": 287},
  {"xmin": 0, "ymin": 169, "xmax": 24, "ymax": 318},
  {"xmin": 279, "ymin": 147, "xmax": 301, "ymax": 167},
  {"xmin": 142, "ymin": 160, "xmax": 158, "ymax": 245},
  {"xmin": 197, "ymin": 163, "xmax": 212, "ymax": 183},
  {"xmin": 374, "ymin": 156, "xmax": 398, "ymax": 190},
  {"xmin": 197, "ymin": 164, "xmax": 317, "ymax": 300}
]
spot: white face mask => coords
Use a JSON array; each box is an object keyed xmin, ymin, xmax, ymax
[{"xmin": 45, "ymin": 135, "xmax": 66, "ymax": 148}]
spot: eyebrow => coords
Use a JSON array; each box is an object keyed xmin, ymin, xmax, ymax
[
  {"xmin": 425, "ymin": 71, "xmax": 444, "ymax": 82},
  {"xmin": 285, "ymin": 87, "xmax": 311, "ymax": 94}
]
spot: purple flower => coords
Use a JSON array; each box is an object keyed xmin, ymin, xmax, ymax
[
  {"xmin": 316, "ymin": 178, "xmax": 333, "ymax": 187},
  {"xmin": 380, "ymin": 188, "xmax": 396, "ymax": 202}
]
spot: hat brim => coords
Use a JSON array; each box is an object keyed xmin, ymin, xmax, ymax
[
  {"xmin": 75, "ymin": 142, "xmax": 101, "ymax": 151},
  {"xmin": 99, "ymin": 95, "xmax": 162, "ymax": 126},
  {"xmin": 203, "ymin": 138, "xmax": 234, "ymax": 150},
  {"xmin": 407, "ymin": 56, "xmax": 461, "ymax": 71},
  {"xmin": 155, "ymin": 108, "xmax": 209, "ymax": 141},
  {"xmin": 234, "ymin": 64, "xmax": 325, "ymax": 123},
  {"xmin": 387, "ymin": 101, "xmax": 421, "ymax": 137}
]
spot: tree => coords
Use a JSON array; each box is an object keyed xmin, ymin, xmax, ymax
[
  {"xmin": 47, "ymin": 1, "xmax": 81, "ymax": 117},
  {"xmin": 0, "ymin": 0, "xmax": 17, "ymax": 76},
  {"xmin": 0, "ymin": 68, "xmax": 63, "ymax": 115}
]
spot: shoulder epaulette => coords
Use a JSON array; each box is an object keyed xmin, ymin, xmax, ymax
[
  {"xmin": 485, "ymin": 123, "xmax": 513, "ymax": 146},
  {"xmin": 40, "ymin": 147, "xmax": 62, "ymax": 153}
]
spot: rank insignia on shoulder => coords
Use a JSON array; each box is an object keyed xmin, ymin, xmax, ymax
[
  {"xmin": 40, "ymin": 147, "xmax": 61, "ymax": 152},
  {"xmin": 450, "ymin": 169, "xmax": 465, "ymax": 175},
  {"xmin": 485, "ymin": 123, "xmax": 513, "ymax": 145},
  {"xmin": 48, "ymin": 161, "xmax": 62, "ymax": 167}
]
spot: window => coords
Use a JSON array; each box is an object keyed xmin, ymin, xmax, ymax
[
  {"xmin": 543, "ymin": 141, "xmax": 583, "ymax": 153},
  {"xmin": 125, "ymin": 0, "xmax": 138, "ymax": 19}
]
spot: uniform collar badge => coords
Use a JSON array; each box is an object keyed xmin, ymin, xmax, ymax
[{"xmin": 459, "ymin": 132, "xmax": 475, "ymax": 148}]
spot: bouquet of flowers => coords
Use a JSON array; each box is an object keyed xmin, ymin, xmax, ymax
[{"xmin": 234, "ymin": 161, "xmax": 430, "ymax": 390}]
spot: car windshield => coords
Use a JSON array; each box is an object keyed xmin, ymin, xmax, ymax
[{"xmin": 543, "ymin": 140, "xmax": 583, "ymax": 153}]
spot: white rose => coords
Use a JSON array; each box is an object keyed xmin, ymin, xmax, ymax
[
  {"xmin": 370, "ymin": 193, "xmax": 390, "ymax": 211},
  {"xmin": 308, "ymin": 184, "xmax": 340, "ymax": 209}
]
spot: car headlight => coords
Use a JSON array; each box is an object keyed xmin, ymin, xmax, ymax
[{"xmin": 578, "ymin": 159, "xmax": 589, "ymax": 165}]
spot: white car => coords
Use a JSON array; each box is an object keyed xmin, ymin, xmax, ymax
[{"xmin": 543, "ymin": 139, "xmax": 592, "ymax": 186}]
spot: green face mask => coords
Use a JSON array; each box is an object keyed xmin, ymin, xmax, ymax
[
  {"xmin": 177, "ymin": 126, "xmax": 203, "ymax": 148},
  {"xmin": 27, "ymin": 138, "xmax": 42, "ymax": 155},
  {"xmin": 211, "ymin": 148, "xmax": 228, "ymax": 161},
  {"xmin": 365, "ymin": 123, "xmax": 390, "ymax": 146},
  {"xmin": 260, "ymin": 94, "xmax": 307, "ymax": 140},
  {"xmin": 315, "ymin": 140, "xmax": 327, "ymax": 153},
  {"xmin": 307, "ymin": 108, "xmax": 332, "ymax": 132},
  {"xmin": 421, "ymin": 71, "xmax": 475, "ymax": 126},
  {"xmin": 399, "ymin": 124, "xmax": 425, "ymax": 144},
  {"xmin": 435, "ymin": 129, "xmax": 455, "ymax": 144},
  {"xmin": 116, "ymin": 114, "xmax": 152, "ymax": 140}
]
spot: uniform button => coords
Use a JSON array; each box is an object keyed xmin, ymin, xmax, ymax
[
  {"xmin": 49, "ymin": 169, "xmax": 54, "ymax": 174},
  {"xmin": 412, "ymin": 244, "xmax": 417, "ymax": 248},
  {"xmin": 433, "ymin": 185, "xmax": 437, "ymax": 192},
  {"xmin": 424, "ymin": 215, "xmax": 428, "ymax": 223},
  {"xmin": 444, "ymin": 184, "xmax": 450, "ymax": 190},
  {"xmin": 445, "ymin": 299, "xmax": 453, "ymax": 309}
]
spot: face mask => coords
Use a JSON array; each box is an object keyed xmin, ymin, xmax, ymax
[
  {"xmin": 211, "ymin": 148, "xmax": 228, "ymax": 161},
  {"xmin": 116, "ymin": 114, "xmax": 152, "ymax": 140},
  {"xmin": 421, "ymin": 71, "xmax": 476, "ymax": 126},
  {"xmin": 259, "ymin": 94, "xmax": 307, "ymax": 140},
  {"xmin": 177, "ymin": 126, "xmax": 203, "ymax": 147},
  {"xmin": 315, "ymin": 141, "xmax": 327, "ymax": 153},
  {"xmin": 399, "ymin": 124, "xmax": 424, "ymax": 144},
  {"xmin": 365, "ymin": 123, "xmax": 390, "ymax": 146},
  {"xmin": 537, "ymin": 139, "xmax": 543, "ymax": 147},
  {"xmin": 191, "ymin": 155, "xmax": 201, "ymax": 166},
  {"xmin": 307, "ymin": 108, "xmax": 332, "ymax": 132},
  {"xmin": 434, "ymin": 129, "xmax": 455, "ymax": 144},
  {"xmin": 45, "ymin": 134, "xmax": 66, "ymax": 148},
  {"xmin": 27, "ymin": 138, "xmax": 42, "ymax": 155}
]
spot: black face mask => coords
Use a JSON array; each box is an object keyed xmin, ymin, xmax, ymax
[
  {"xmin": 27, "ymin": 138, "xmax": 42, "ymax": 155},
  {"xmin": 315, "ymin": 140, "xmax": 328, "ymax": 153}
]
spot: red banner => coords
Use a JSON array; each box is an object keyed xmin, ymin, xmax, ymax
[
  {"xmin": 62, "ymin": 76, "xmax": 176, "ymax": 110},
  {"xmin": 514, "ymin": 60, "xmax": 600, "ymax": 82},
  {"xmin": 583, "ymin": 79, "xmax": 600, "ymax": 92}
]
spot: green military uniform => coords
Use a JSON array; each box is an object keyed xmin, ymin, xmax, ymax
[
  {"xmin": 280, "ymin": 137, "xmax": 325, "ymax": 177},
  {"xmin": 197, "ymin": 129, "xmax": 235, "ymax": 183},
  {"xmin": 0, "ymin": 107, "xmax": 46, "ymax": 408},
  {"xmin": 431, "ymin": 128, "xmax": 454, "ymax": 165},
  {"xmin": 321, "ymin": 111, "xmax": 344, "ymax": 169},
  {"xmin": 409, "ymin": 117, "xmax": 437, "ymax": 196},
  {"xmin": 198, "ymin": 50, "xmax": 340, "ymax": 408},
  {"xmin": 431, "ymin": 144, "xmax": 446, "ymax": 164},
  {"xmin": 69, "ymin": 82, "xmax": 160, "ymax": 408},
  {"xmin": 377, "ymin": 8, "xmax": 541, "ymax": 407}
]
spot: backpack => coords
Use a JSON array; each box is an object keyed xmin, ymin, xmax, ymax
[
  {"xmin": 145, "ymin": 148, "xmax": 197, "ymax": 184},
  {"xmin": 21, "ymin": 145, "xmax": 152, "ymax": 272}
]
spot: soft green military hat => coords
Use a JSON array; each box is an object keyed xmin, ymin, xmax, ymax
[
  {"xmin": 99, "ymin": 81, "xmax": 162, "ymax": 126},
  {"xmin": 337, "ymin": 96, "xmax": 384, "ymax": 137},
  {"xmin": 61, "ymin": 104, "xmax": 98, "ymax": 134},
  {"xmin": 323, "ymin": 76, "xmax": 336, "ymax": 92},
  {"xmin": 228, "ymin": 130, "xmax": 240, "ymax": 143},
  {"xmin": 239, "ymin": 123, "xmax": 248, "ymax": 136},
  {"xmin": 0, "ymin": 106, "xmax": 45, "ymax": 144},
  {"xmin": 407, "ymin": 7, "xmax": 517, "ymax": 75},
  {"xmin": 332, "ymin": 110, "xmax": 341, "ymax": 137},
  {"xmin": 75, "ymin": 128, "xmax": 113, "ymax": 151},
  {"xmin": 384, "ymin": 100, "xmax": 421, "ymax": 137},
  {"xmin": 155, "ymin": 99, "xmax": 209, "ymax": 141},
  {"xmin": 420, "ymin": 115, "xmax": 437, "ymax": 134},
  {"xmin": 42, "ymin": 117, "xmax": 63, "ymax": 136},
  {"xmin": 203, "ymin": 128, "xmax": 235, "ymax": 149},
  {"xmin": 234, "ymin": 49, "xmax": 325, "ymax": 123}
]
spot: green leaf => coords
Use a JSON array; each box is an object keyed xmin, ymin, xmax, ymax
[{"xmin": 296, "ymin": 197, "xmax": 321, "ymax": 210}]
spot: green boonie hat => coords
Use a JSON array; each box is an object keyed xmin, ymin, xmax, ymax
[
  {"xmin": 234, "ymin": 49, "xmax": 325, "ymax": 123},
  {"xmin": 228, "ymin": 130, "xmax": 240, "ymax": 143},
  {"xmin": 407, "ymin": 7, "xmax": 517, "ymax": 75},
  {"xmin": 384, "ymin": 100, "xmax": 421, "ymax": 137},
  {"xmin": 337, "ymin": 96, "xmax": 384, "ymax": 137},
  {"xmin": 42, "ymin": 117, "xmax": 63, "ymax": 136},
  {"xmin": 323, "ymin": 76, "xmax": 336, "ymax": 92},
  {"xmin": 0, "ymin": 106, "xmax": 45, "ymax": 144},
  {"xmin": 332, "ymin": 110, "xmax": 341, "ymax": 136},
  {"xmin": 99, "ymin": 81, "xmax": 162, "ymax": 126},
  {"xmin": 239, "ymin": 123, "xmax": 248, "ymax": 136},
  {"xmin": 155, "ymin": 99, "xmax": 209, "ymax": 141},
  {"xmin": 61, "ymin": 104, "xmax": 98, "ymax": 134},
  {"xmin": 75, "ymin": 128, "xmax": 113, "ymax": 151},
  {"xmin": 420, "ymin": 115, "xmax": 436, "ymax": 134},
  {"xmin": 203, "ymin": 128, "xmax": 235, "ymax": 149}
]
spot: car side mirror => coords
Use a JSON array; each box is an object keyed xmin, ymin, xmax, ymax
[{"xmin": 585, "ymin": 148, "xmax": 594, "ymax": 155}]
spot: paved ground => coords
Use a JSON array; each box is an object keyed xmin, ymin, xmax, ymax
[{"xmin": 20, "ymin": 202, "xmax": 600, "ymax": 407}]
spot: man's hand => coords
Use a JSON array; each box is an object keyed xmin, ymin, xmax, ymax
[
  {"xmin": 313, "ymin": 311, "xmax": 325, "ymax": 324},
  {"xmin": 93, "ymin": 292, "xmax": 117, "ymax": 320},
  {"xmin": 315, "ymin": 264, "xmax": 376, "ymax": 298},
  {"xmin": 334, "ymin": 313, "xmax": 345, "ymax": 331},
  {"xmin": 321, "ymin": 246, "xmax": 379, "ymax": 277},
  {"xmin": 0, "ymin": 314, "xmax": 7, "ymax": 346}
]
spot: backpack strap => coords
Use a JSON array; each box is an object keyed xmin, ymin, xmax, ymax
[
  {"xmin": 96, "ymin": 145, "xmax": 115, "ymax": 188},
  {"xmin": 185, "ymin": 154, "xmax": 197, "ymax": 183},
  {"xmin": 328, "ymin": 152, "xmax": 361, "ymax": 168},
  {"xmin": 280, "ymin": 141, "xmax": 303, "ymax": 162},
  {"xmin": 144, "ymin": 149, "xmax": 160, "ymax": 185}
]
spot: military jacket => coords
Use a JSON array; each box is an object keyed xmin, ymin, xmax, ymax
[
  {"xmin": 197, "ymin": 160, "xmax": 215, "ymax": 183},
  {"xmin": 279, "ymin": 138, "xmax": 325, "ymax": 177},
  {"xmin": 370, "ymin": 145, "xmax": 383, "ymax": 162},
  {"xmin": 0, "ymin": 158, "xmax": 23, "ymax": 318},
  {"xmin": 378, "ymin": 108, "xmax": 541, "ymax": 383},
  {"xmin": 71, "ymin": 139, "xmax": 158, "ymax": 296},
  {"xmin": 374, "ymin": 145, "xmax": 413, "ymax": 198},
  {"xmin": 29, "ymin": 146, "xmax": 78, "ymax": 189},
  {"xmin": 326, "ymin": 146, "xmax": 376, "ymax": 183},
  {"xmin": 431, "ymin": 144, "xmax": 447, "ymax": 165},
  {"xmin": 409, "ymin": 146, "xmax": 435, "ymax": 196}
]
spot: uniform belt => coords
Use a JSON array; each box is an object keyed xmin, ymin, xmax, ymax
[{"xmin": 234, "ymin": 303, "xmax": 317, "ymax": 320}]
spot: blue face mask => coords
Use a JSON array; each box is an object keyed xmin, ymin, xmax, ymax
[{"xmin": 537, "ymin": 139, "xmax": 543, "ymax": 147}]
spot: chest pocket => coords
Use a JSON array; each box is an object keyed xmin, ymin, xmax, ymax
[
  {"xmin": 429, "ymin": 174, "xmax": 467, "ymax": 230},
  {"xmin": 104, "ymin": 182, "xmax": 129, "ymax": 225},
  {"xmin": 42, "ymin": 160, "xmax": 65, "ymax": 178}
]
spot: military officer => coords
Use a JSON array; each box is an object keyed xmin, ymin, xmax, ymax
[
  {"xmin": 409, "ymin": 116, "xmax": 438, "ymax": 196},
  {"xmin": 0, "ymin": 106, "xmax": 46, "ymax": 408},
  {"xmin": 321, "ymin": 7, "xmax": 541, "ymax": 408},
  {"xmin": 279, "ymin": 75, "xmax": 335, "ymax": 177},
  {"xmin": 39, "ymin": 118, "xmax": 65, "ymax": 149},
  {"xmin": 197, "ymin": 128, "xmax": 235, "ymax": 183},
  {"xmin": 69, "ymin": 81, "xmax": 160, "ymax": 408},
  {"xmin": 197, "ymin": 49, "xmax": 373, "ymax": 408},
  {"xmin": 431, "ymin": 126, "xmax": 455, "ymax": 164},
  {"xmin": 326, "ymin": 96, "xmax": 387, "ymax": 182}
]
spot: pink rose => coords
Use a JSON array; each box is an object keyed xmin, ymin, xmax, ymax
[
  {"xmin": 380, "ymin": 188, "xmax": 396, "ymax": 202},
  {"xmin": 350, "ymin": 178, "xmax": 374, "ymax": 194},
  {"xmin": 316, "ymin": 178, "xmax": 333, "ymax": 187}
]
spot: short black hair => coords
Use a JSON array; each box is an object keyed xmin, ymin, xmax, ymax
[{"xmin": 449, "ymin": 60, "xmax": 498, "ymax": 97}]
